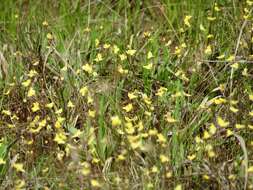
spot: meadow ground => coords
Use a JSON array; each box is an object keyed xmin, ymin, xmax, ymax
[{"xmin": 1, "ymin": 0, "xmax": 253, "ymax": 189}]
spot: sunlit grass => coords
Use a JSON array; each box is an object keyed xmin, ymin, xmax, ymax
[{"xmin": 0, "ymin": 0, "xmax": 253, "ymax": 189}]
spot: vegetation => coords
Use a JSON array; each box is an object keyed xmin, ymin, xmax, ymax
[{"xmin": 0, "ymin": 0, "xmax": 253, "ymax": 189}]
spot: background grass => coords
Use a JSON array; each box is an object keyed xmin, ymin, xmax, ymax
[{"xmin": 0, "ymin": 0, "xmax": 253, "ymax": 189}]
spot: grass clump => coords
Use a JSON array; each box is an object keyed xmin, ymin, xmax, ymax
[{"xmin": 1, "ymin": 0, "xmax": 253, "ymax": 189}]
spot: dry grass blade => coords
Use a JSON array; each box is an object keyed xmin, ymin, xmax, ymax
[
  {"xmin": 233, "ymin": 133, "xmax": 248, "ymax": 190},
  {"xmin": 0, "ymin": 51, "xmax": 8, "ymax": 80}
]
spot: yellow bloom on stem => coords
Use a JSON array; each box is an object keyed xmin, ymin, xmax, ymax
[{"xmin": 111, "ymin": 115, "xmax": 122, "ymax": 126}]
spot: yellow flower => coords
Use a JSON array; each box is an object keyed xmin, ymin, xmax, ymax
[
  {"xmin": 147, "ymin": 51, "xmax": 153, "ymax": 59},
  {"xmin": 248, "ymin": 166, "xmax": 253, "ymax": 173},
  {"xmin": 230, "ymin": 106, "xmax": 239, "ymax": 113},
  {"xmin": 165, "ymin": 112, "xmax": 177, "ymax": 123},
  {"xmin": 42, "ymin": 20, "xmax": 48, "ymax": 26},
  {"xmin": 95, "ymin": 39, "xmax": 99, "ymax": 47},
  {"xmin": 88, "ymin": 110, "xmax": 96, "ymax": 118},
  {"xmin": 226, "ymin": 55, "xmax": 235, "ymax": 61},
  {"xmin": 235, "ymin": 124, "xmax": 245, "ymax": 129},
  {"xmin": 13, "ymin": 163, "xmax": 25, "ymax": 173},
  {"xmin": 0, "ymin": 158, "xmax": 6, "ymax": 165},
  {"xmin": 79, "ymin": 86, "xmax": 88, "ymax": 96},
  {"xmin": 94, "ymin": 53, "xmax": 103, "ymax": 62},
  {"xmin": 103, "ymin": 43, "xmax": 110, "ymax": 49},
  {"xmin": 209, "ymin": 123, "xmax": 216, "ymax": 135},
  {"xmin": 22, "ymin": 79, "xmax": 31, "ymax": 87},
  {"xmin": 31, "ymin": 102, "xmax": 40, "ymax": 112},
  {"xmin": 119, "ymin": 54, "xmax": 127, "ymax": 61},
  {"xmin": 125, "ymin": 122, "xmax": 135, "ymax": 134},
  {"xmin": 111, "ymin": 115, "xmax": 122, "ymax": 126},
  {"xmin": 82, "ymin": 64, "xmax": 93, "ymax": 74},
  {"xmin": 249, "ymin": 94, "xmax": 253, "ymax": 101},
  {"xmin": 28, "ymin": 87, "xmax": 36, "ymax": 97},
  {"xmin": 174, "ymin": 184, "xmax": 182, "ymax": 190},
  {"xmin": 46, "ymin": 33, "xmax": 53, "ymax": 40},
  {"xmin": 27, "ymin": 70, "xmax": 38, "ymax": 77},
  {"xmin": 113, "ymin": 45, "xmax": 119, "ymax": 54},
  {"xmin": 54, "ymin": 132, "xmax": 67, "ymax": 144},
  {"xmin": 159, "ymin": 154, "xmax": 169, "ymax": 163},
  {"xmin": 203, "ymin": 131, "xmax": 211, "ymax": 139},
  {"xmin": 184, "ymin": 15, "xmax": 192, "ymax": 27},
  {"xmin": 126, "ymin": 49, "xmax": 136, "ymax": 56},
  {"xmin": 118, "ymin": 65, "xmax": 128, "ymax": 74},
  {"xmin": 155, "ymin": 87, "xmax": 167, "ymax": 97},
  {"xmin": 2, "ymin": 110, "xmax": 11, "ymax": 116},
  {"xmin": 45, "ymin": 102, "xmax": 54, "ymax": 109},
  {"xmin": 187, "ymin": 154, "xmax": 196, "ymax": 161},
  {"xmin": 91, "ymin": 179, "xmax": 101, "ymax": 188},
  {"xmin": 67, "ymin": 101, "xmax": 75, "ymax": 108},
  {"xmin": 122, "ymin": 103, "xmax": 133, "ymax": 112},
  {"xmin": 217, "ymin": 117, "xmax": 229, "ymax": 127},
  {"xmin": 128, "ymin": 92, "xmax": 138, "ymax": 100},
  {"xmin": 204, "ymin": 45, "xmax": 212, "ymax": 55},
  {"xmin": 143, "ymin": 63, "xmax": 153, "ymax": 70},
  {"xmin": 217, "ymin": 54, "xmax": 225, "ymax": 59},
  {"xmin": 157, "ymin": 133, "xmax": 166, "ymax": 143},
  {"xmin": 151, "ymin": 166, "xmax": 158, "ymax": 173}
]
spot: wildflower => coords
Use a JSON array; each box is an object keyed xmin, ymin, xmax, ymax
[
  {"xmin": 88, "ymin": 110, "xmax": 96, "ymax": 118},
  {"xmin": 28, "ymin": 70, "xmax": 38, "ymax": 77},
  {"xmin": 113, "ymin": 45, "xmax": 119, "ymax": 54},
  {"xmin": 230, "ymin": 106, "xmax": 239, "ymax": 113},
  {"xmin": 0, "ymin": 158, "xmax": 6, "ymax": 165},
  {"xmin": 165, "ymin": 112, "xmax": 177, "ymax": 123},
  {"xmin": 119, "ymin": 54, "xmax": 127, "ymax": 61},
  {"xmin": 187, "ymin": 154, "xmax": 196, "ymax": 160},
  {"xmin": 46, "ymin": 33, "xmax": 53, "ymax": 40},
  {"xmin": 174, "ymin": 184, "xmax": 182, "ymax": 190},
  {"xmin": 157, "ymin": 133, "xmax": 166, "ymax": 144},
  {"xmin": 82, "ymin": 64, "xmax": 93, "ymax": 74},
  {"xmin": 28, "ymin": 87, "xmax": 36, "ymax": 97},
  {"xmin": 31, "ymin": 102, "xmax": 40, "ymax": 112},
  {"xmin": 184, "ymin": 15, "xmax": 192, "ymax": 27},
  {"xmin": 122, "ymin": 103, "xmax": 133, "ymax": 112},
  {"xmin": 207, "ymin": 17, "xmax": 216, "ymax": 21},
  {"xmin": 217, "ymin": 117, "xmax": 229, "ymax": 127},
  {"xmin": 217, "ymin": 54, "xmax": 225, "ymax": 59},
  {"xmin": 42, "ymin": 20, "xmax": 48, "ymax": 26},
  {"xmin": 204, "ymin": 45, "xmax": 212, "ymax": 55},
  {"xmin": 94, "ymin": 53, "xmax": 103, "ymax": 62},
  {"xmin": 111, "ymin": 115, "xmax": 122, "ymax": 126},
  {"xmin": 248, "ymin": 166, "xmax": 253, "ymax": 173},
  {"xmin": 235, "ymin": 124, "xmax": 245, "ymax": 129},
  {"xmin": 103, "ymin": 43, "xmax": 110, "ymax": 49},
  {"xmin": 91, "ymin": 179, "xmax": 101, "ymax": 188},
  {"xmin": 159, "ymin": 154, "xmax": 169, "ymax": 163},
  {"xmin": 209, "ymin": 123, "xmax": 216, "ymax": 135},
  {"xmin": 118, "ymin": 65, "xmax": 128, "ymax": 74},
  {"xmin": 166, "ymin": 172, "xmax": 172, "ymax": 178},
  {"xmin": 45, "ymin": 102, "xmax": 54, "ymax": 109},
  {"xmin": 2, "ymin": 110, "xmax": 11, "ymax": 116},
  {"xmin": 22, "ymin": 79, "xmax": 31, "ymax": 87},
  {"xmin": 126, "ymin": 49, "xmax": 136, "ymax": 56},
  {"xmin": 79, "ymin": 86, "xmax": 88, "ymax": 96},
  {"xmin": 128, "ymin": 91, "xmax": 138, "ymax": 99},
  {"xmin": 67, "ymin": 101, "xmax": 75, "ymax": 108},
  {"xmin": 54, "ymin": 132, "xmax": 67, "ymax": 144},
  {"xmin": 249, "ymin": 93, "xmax": 253, "ymax": 101},
  {"xmin": 13, "ymin": 163, "xmax": 25, "ymax": 173},
  {"xmin": 155, "ymin": 87, "xmax": 167, "ymax": 97},
  {"xmin": 95, "ymin": 39, "xmax": 100, "ymax": 47},
  {"xmin": 147, "ymin": 51, "xmax": 153, "ymax": 59}
]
